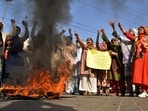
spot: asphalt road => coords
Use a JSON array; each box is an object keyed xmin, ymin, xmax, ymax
[{"xmin": 0, "ymin": 94, "xmax": 148, "ymax": 111}]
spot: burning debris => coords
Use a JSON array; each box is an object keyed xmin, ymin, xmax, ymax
[
  {"xmin": 0, "ymin": 0, "xmax": 73, "ymax": 99},
  {"xmin": 0, "ymin": 61, "xmax": 71, "ymax": 99}
]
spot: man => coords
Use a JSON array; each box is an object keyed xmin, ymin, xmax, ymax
[
  {"xmin": 4, "ymin": 20, "xmax": 29, "ymax": 84},
  {"xmin": 0, "ymin": 19, "xmax": 16, "ymax": 87},
  {"xmin": 63, "ymin": 28, "xmax": 77, "ymax": 94}
]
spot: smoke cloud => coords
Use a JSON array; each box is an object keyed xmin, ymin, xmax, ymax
[
  {"xmin": 7, "ymin": 0, "xmax": 73, "ymax": 85},
  {"xmin": 29, "ymin": 0, "xmax": 73, "ymax": 69}
]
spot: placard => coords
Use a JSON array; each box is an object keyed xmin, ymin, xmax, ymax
[{"xmin": 86, "ymin": 49, "xmax": 111, "ymax": 70}]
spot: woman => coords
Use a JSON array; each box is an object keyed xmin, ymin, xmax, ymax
[
  {"xmin": 109, "ymin": 21, "xmax": 139, "ymax": 97},
  {"xmin": 96, "ymin": 29, "xmax": 110, "ymax": 96},
  {"xmin": 119, "ymin": 24, "xmax": 148, "ymax": 97},
  {"xmin": 101, "ymin": 29, "xmax": 126, "ymax": 96},
  {"xmin": 74, "ymin": 32, "xmax": 97, "ymax": 96}
]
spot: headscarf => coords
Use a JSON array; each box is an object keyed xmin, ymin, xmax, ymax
[
  {"xmin": 131, "ymin": 28, "xmax": 138, "ymax": 37},
  {"xmin": 135, "ymin": 26, "xmax": 148, "ymax": 58}
]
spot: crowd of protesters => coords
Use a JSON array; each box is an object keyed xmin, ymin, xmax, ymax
[
  {"xmin": 69, "ymin": 21, "xmax": 148, "ymax": 98},
  {"xmin": 0, "ymin": 19, "xmax": 148, "ymax": 98}
]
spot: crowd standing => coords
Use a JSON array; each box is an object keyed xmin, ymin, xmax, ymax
[
  {"xmin": 0, "ymin": 18, "xmax": 148, "ymax": 98},
  {"xmin": 0, "ymin": 19, "xmax": 16, "ymax": 86}
]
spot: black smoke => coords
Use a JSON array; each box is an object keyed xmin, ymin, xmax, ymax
[{"xmin": 5, "ymin": 0, "xmax": 73, "ymax": 85}]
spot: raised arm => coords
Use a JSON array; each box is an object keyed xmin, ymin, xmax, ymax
[
  {"xmin": 118, "ymin": 22, "xmax": 135, "ymax": 41},
  {"xmin": 101, "ymin": 28, "xmax": 113, "ymax": 49},
  {"xmin": 20, "ymin": 20, "xmax": 29, "ymax": 42},
  {"xmin": 74, "ymin": 32, "xmax": 86, "ymax": 49},
  {"xmin": 109, "ymin": 21, "xmax": 121, "ymax": 40},
  {"xmin": 68, "ymin": 28, "xmax": 72, "ymax": 38},
  {"xmin": 101, "ymin": 28, "xmax": 110, "ymax": 44},
  {"xmin": 9, "ymin": 19, "xmax": 16, "ymax": 36},
  {"xmin": 118, "ymin": 22, "xmax": 126, "ymax": 34},
  {"xmin": 109, "ymin": 20, "xmax": 116, "ymax": 32},
  {"xmin": 96, "ymin": 29, "xmax": 100, "ymax": 50}
]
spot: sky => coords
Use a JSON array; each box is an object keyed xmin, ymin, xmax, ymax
[
  {"xmin": 0, "ymin": 0, "xmax": 148, "ymax": 86},
  {"xmin": 0, "ymin": 0, "xmax": 148, "ymax": 42}
]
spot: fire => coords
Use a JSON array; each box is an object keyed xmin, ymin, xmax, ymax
[{"xmin": 0, "ymin": 62, "xmax": 71, "ymax": 99}]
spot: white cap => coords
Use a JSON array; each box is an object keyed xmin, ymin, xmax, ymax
[{"xmin": 131, "ymin": 28, "xmax": 138, "ymax": 37}]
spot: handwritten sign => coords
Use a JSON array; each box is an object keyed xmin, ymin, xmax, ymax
[{"xmin": 86, "ymin": 49, "xmax": 111, "ymax": 70}]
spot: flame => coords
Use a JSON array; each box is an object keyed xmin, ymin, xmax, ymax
[{"xmin": 0, "ymin": 62, "xmax": 71, "ymax": 99}]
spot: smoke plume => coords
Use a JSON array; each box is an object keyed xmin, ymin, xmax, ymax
[{"xmin": 7, "ymin": 0, "xmax": 73, "ymax": 85}]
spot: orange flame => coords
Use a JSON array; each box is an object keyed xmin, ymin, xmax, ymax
[{"xmin": 0, "ymin": 62, "xmax": 71, "ymax": 99}]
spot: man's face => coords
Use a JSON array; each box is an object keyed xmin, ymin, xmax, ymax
[
  {"xmin": 16, "ymin": 27, "xmax": 21, "ymax": 34},
  {"xmin": 66, "ymin": 37, "xmax": 72, "ymax": 46}
]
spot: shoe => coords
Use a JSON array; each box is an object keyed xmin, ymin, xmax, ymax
[
  {"xmin": 112, "ymin": 93, "xmax": 118, "ymax": 97},
  {"xmin": 70, "ymin": 90, "xmax": 75, "ymax": 95},
  {"xmin": 138, "ymin": 92, "xmax": 148, "ymax": 98},
  {"xmin": 65, "ymin": 90, "xmax": 71, "ymax": 94}
]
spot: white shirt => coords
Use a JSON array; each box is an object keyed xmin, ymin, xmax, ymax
[{"xmin": 119, "ymin": 36, "xmax": 133, "ymax": 64}]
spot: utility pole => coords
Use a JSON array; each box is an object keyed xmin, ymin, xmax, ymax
[{"xmin": 1, "ymin": 0, "xmax": 12, "ymax": 22}]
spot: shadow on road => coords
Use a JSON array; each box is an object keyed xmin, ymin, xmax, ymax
[{"xmin": 0, "ymin": 99, "xmax": 77, "ymax": 111}]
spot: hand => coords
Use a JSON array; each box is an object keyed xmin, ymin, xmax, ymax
[
  {"xmin": 22, "ymin": 20, "xmax": 28, "ymax": 27},
  {"xmin": 11, "ymin": 19, "xmax": 15, "ymax": 24},
  {"xmin": 100, "ymin": 28, "xmax": 104, "ymax": 33},
  {"xmin": 118, "ymin": 22, "xmax": 122, "ymax": 29},
  {"xmin": 118, "ymin": 22, "xmax": 124, "ymax": 31},
  {"xmin": 89, "ymin": 73, "xmax": 95, "ymax": 77},
  {"xmin": 74, "ymin": 32, "xmax": 79, "ymax": 37},
  {"xmin": 112, "ymin": 51, "xmax": 118, "ymax": 56},
  {"xmin": 109, "ymin": 20, "xmax": 114, "ymax": 26},
  {"xmin": 68, "ymin": 28, "xmax": 72, "ymax": 34},
  {"xmin": 61, "ymin": 29, "xmax": 66, "ymax": 34}
]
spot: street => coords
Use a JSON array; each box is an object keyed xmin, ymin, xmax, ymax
[{"xmin": 0, "ymin": 93, "xmax": 148, "ymax": 111}]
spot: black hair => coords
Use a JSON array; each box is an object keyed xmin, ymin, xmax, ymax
[
  {"xmin": 86, "ymin": 38, "xmax": 93, "ymax": 43},
  {"xmin": 66, "ymin": 36, "xmax": 72, "ymax": 40},
  {"xmin": 16, "ymin": 26, "xmax": 21, "ymax": 32},
  {"xmin": 111, "ymin": 38, "xmax": 117, "ymax": 42}
]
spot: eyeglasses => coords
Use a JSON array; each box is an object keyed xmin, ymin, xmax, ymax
[{"xmin": 111, "ymin": 39, "xmax": 117, "ymax": 42}]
